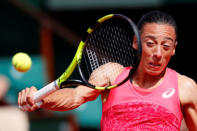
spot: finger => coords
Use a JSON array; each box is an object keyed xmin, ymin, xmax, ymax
[
  {"xmin": 18, "ymin": 91, "xmax": 25, "ymax": 111},
  {"xmin": 27, "ymin": 86, "xmax": 37, "ymax": 106},
  {"xmin": 18, "ymin": 91, "xmax": 22, "ymax": 106},
  {"xmin": 30, "ymin": 86, "xmax": 37, "ymax": 91},
  {"xmin": 21, "ymin": 87, "xmax": 30, "ymax": 106},
  {"xmin": 20, "ymin": 89, "xmax": 26, "ymax": 106},
  {"xmin": 30, "ymin": 104, "xmax": 40, "ymax": 112},
  {"xmin": 22, "ymin": 104, "xmax": 38, "ymax": 112},
  {"xmin": 22, "ymin": 103, "xmax": 33, "ymax": 112},
  {"xmin": 19, "ymin": 106, "xmax": 25, "ymax": 112},
  {"xmin": 23, "ymin": 87, "xmax": 30, "ymax": 105},
  {"xmin": 23, "ymin": 88, "xmax": 30, "ymax": 106},
  {"xmin": 23, "ymin": 105, "xmax": 29, "ymax": 111},
  {"xmin": 20, "ymin": 103, "xmax": 35, "ymax": 112},
  {"xmin": 18, "ymin": 88, "xmax": 29, "ymax": 111},
  {"xmin": 31, "ymin": 104, "xmax": 40, "ymax": 111}
]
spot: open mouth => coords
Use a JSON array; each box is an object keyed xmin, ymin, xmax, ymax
[
  {"xmin": 149, "ymin": 63, "xmax": 162, "ymax": 69},
  {"xmin": 150, "ymin": 63, "xmax": 161, "ymax": 66}
]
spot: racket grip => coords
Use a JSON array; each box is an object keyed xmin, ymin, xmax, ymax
[
  {"xmin": 34, "ymin": 80, "xmax": 58, "ymax": 103},
  {"xmin": 19, "ymin": 81, "xmax": 58, "ymax": 110}
]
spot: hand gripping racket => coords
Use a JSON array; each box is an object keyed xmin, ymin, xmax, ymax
[{"xmin": 25, "ymin": 14, "xmax": 142, "ymax": 108}]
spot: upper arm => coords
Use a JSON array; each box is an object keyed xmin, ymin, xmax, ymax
[
  {"xmin": 86, "ymin": 62, "xmax": 124, "ymax": 102},
  {"xmin": 179, "ymin": 75, "xmax": 197, "ymax": 130},
  {"xmin": 89, "ymin": 62, "xmax": 124, "ymax": 86}
]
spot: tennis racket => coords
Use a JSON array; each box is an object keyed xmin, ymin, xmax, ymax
[{"xmin": 24, "ymin": 14, "xmax": 142, "ymax": 108}]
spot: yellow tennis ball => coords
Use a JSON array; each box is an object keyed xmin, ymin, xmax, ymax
[{"xmin": 12, "ymin": 52, "xmax": 32, "ymax": 72}]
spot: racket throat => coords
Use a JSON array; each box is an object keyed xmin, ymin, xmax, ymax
[{"xmin": 95, "ymin": 84, "xmax": 118, "ymax": 90}]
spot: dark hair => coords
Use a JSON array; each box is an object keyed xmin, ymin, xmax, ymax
[{"xmin": 137, "ymin": 10, "xmax": 177, "ymax": 36}]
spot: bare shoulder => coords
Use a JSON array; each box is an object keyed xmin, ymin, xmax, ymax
[
  {"xmin": 178, "ymin": 74, "xmax": 197, "ymax": 107},
  {"xmin": 178, "ymin": 74, "xmax": 196, "ymax": 89}
]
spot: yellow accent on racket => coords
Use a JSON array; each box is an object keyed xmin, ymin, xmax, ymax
[
  {"xmin": 97, "ymin": 14, "xmax": 114, "ymax": 23},
  {"xmin": 57, "ymin": 41, "xmax": 85, "ymax": 87}
]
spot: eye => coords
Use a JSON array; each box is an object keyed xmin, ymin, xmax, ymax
[
  {"xmin": 146, "ymin": 41, "xmax": 154, "ymax": 47},
  {"xmin": 162, "ymin": 43, "xmax": 172, "ymax": 50}
]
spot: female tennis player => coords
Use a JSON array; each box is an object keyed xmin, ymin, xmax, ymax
[{"xmin": 18, "ymin": 10, "xmax": 197, "ymax": 130}]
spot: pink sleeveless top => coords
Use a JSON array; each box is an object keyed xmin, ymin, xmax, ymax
[{"xmin": 101, "ymin": 67, "xmax": 183, "ymax": 131}]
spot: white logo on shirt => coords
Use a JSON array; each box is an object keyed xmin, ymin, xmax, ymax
[{"xmin": 162, "ymin": 88, "xmax": 175, "ymax": 98}]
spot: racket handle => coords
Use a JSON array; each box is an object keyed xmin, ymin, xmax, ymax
[
  {"xmin": 34, "ymin": 80, "xmax": 59, "ymax": 105},
  {"xmin": 19, "ymin": 80, "xmax": 59, "ymax": 110}
]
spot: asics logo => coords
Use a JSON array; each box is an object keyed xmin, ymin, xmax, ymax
[{"xmin": 162, "ymin": 88, "xmax": 175, "ymax": 98}]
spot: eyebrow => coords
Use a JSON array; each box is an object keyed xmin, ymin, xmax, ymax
[
  {"xmin": 164, "ymin": 37, "xmax": 174, "ymax": 42},
  {"xmin": 143, "ymin": 35, "xmax": 175, "ymax": 42}
]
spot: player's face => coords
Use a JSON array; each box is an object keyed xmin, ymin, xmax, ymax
[{"xmin": 139, "ymin": 23, "xmax": 177, "ymax": 76}]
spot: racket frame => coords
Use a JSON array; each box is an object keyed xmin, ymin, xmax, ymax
[{"xmin": 77, "ymin": 14, "xmax": 142, "ymax": 90}]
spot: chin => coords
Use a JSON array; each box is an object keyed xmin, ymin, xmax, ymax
[
  {"xmin": 148, "ymin": 71, "xmax": 162, "ymax": 76},
  {"xmin": 146, "ymin": 67, "xmax": 166, "ymax": 76}
]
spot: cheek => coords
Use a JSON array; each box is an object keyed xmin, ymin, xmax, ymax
[
  {"xmin": 140, "ymin": 51, "xmax": 151, "ymax": 68},
  {"xmin": 163, "ymin": 55, "xmax": 172, "ymax": 64},
  {"xmin": 164, "ymin": 50, "xmax": 175, "ymax": 61},
  {"xmin": 141, "ymin": 46, "xmax": 153, "ymax": 59}
]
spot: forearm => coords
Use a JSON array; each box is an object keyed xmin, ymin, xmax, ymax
[
  {"xmin": 41, "ymin": 88, "xmax": 85, "ymax": 111},
  {"xmin": 41, "ymin": 86, "xmax": 101, "ymax": 111}
]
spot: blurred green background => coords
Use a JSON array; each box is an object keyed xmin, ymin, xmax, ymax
[{"xmin": 0, "ymin": 0, "xmax": 197, "ymax": 131}]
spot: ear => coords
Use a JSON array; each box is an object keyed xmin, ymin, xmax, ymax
[
  {"xmin": 172, "ymin": 41, "xmax": 178, "ymax": 56},
  {"xmin": 132, "ymin": 35, "xmax": 138, "ymax": 50}
]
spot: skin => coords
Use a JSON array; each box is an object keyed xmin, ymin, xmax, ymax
[
  {"xmin": 132, "ymin": 23, "xmax": 177, "ymax": 89},
  {"xmin": 18, "ymin": 23, "xmax": 197, "ymax": 130},
  {"xmin": 18, "ymin": 62, "xmax": 124, "ymax": 111}
]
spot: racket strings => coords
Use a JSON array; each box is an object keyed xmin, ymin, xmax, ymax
[{"xmin": 81, "ymin": 18, "xmax": 137, "ymax": 80}]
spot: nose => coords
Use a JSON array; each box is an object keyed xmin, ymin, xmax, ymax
[{"xmin": 153, "ymin": 45, "xmax": 162, "ymax": 60}]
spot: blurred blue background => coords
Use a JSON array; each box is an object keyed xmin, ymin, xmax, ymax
[{"xmin": 0, "ymin": 0, "xmax": 197, "ymax": 131}]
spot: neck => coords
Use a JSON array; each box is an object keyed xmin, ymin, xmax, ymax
[{"xmin": 132, "ymin": 68, "xmax": 167, "ymax": 89}]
